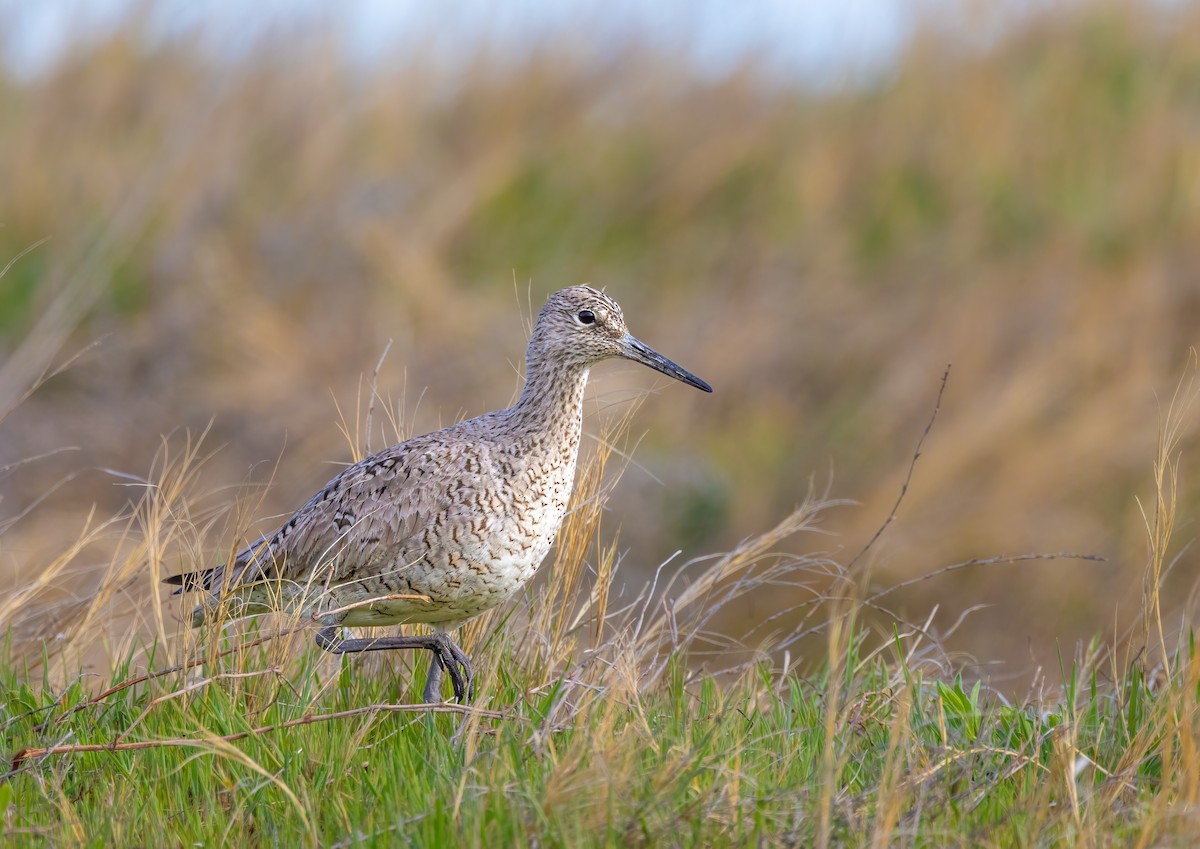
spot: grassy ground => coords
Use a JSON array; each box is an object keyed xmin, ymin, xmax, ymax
[
  {"xmin": 3, "ymin": 386, "xmax": 1199, "ymax": 847},
  {"xmin": 8, "ymin": 622, "xmax": 1199, "ymax": 847}
]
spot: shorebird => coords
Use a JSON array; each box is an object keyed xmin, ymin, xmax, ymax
[{"xmin": 166, "ymin": 285, "xmax": 711, "ymax": 703}]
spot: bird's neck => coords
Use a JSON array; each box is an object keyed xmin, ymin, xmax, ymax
[{"xmin": 506, "ymin": 352, "xmax": 590, "ymax": 450}]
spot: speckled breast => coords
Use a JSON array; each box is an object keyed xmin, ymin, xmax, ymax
[{"xmin": 335, "ymin": 441, "xmax": 579, "ymax": 628}]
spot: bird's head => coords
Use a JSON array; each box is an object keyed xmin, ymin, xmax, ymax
[{"xmin": 532, "ymin": 285, "xmax": 712, "ymax": 393}]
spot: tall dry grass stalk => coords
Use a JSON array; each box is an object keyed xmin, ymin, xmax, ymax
[{"xmin": 1136, "ymin": 349, "xmax": 1197, "ymax": 680}]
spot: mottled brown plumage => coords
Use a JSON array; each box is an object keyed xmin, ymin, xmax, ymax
[{"xmin": 166, "ymin": 285, "xmax": 711, "ymax": 702}]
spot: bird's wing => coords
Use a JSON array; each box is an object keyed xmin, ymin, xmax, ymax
[{"xmin": 166, "ymin": 434, "xmax": 465, "ymax": 601}]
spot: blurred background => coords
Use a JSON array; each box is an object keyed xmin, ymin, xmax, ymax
[{"xmin": 1, "ymin": 0, "xmax": 1198, "ymax": 686}]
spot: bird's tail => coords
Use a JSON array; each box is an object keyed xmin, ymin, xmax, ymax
[
  {"xmin": 162, "ymin": 571, "xmax": 218, "ymax": 627},
  {"xmin": 162, "ymin": 569, "xmax": 215, "ymax": 595},
  {"xmin": 164, "ymin": 568, "xmax": 287, "ymax": 628}
]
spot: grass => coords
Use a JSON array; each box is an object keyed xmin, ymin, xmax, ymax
[
  {"xmin": 5, "ymin": 575, "xmax": 1200, "ymax": 846},
  {"xmin": 3, "ymin": 369, "xmax": 1200, "ymax": 847}
]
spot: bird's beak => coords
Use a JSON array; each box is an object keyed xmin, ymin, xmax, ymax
[{"xmin": 620, "ymin": 334, "xmax": 713, "ymax": 393}]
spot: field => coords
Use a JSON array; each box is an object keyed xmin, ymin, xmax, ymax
[
  {"xmin": 5, "ymin": 1, "xmax": 1200, "ymax": 844},
  {"xmin": 4, "ymin": 415, "xmax": 1199, "ymax": 846}
]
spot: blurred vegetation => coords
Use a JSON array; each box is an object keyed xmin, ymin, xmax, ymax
[{"xmin": 3, "ymin": 1, "xmax": 1200, "ymax": 678}]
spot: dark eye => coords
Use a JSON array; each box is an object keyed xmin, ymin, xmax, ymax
[{"xmin": 577, "ymin": 309, "xmax": 596, "ymax": 325}]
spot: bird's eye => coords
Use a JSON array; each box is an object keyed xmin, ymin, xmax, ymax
[{"xmin": 576, "ymin": 309, "xmax": 596, "ymax": 325}]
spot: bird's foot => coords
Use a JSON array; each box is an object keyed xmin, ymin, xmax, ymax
[
  {"xmin": 424, "ymin": 633, "xmax": 473, "ymax": 704},
  {"xmin": 315, "ymin": 625, "xmax": 473, "ymax": 704}
]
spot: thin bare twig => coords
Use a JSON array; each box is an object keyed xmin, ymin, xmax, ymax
[
  {"xmin": 866, "ymin": 552, "xmax": 1106, "ymax": 605},
  {"xmin": 51, "ymin": 628, "xmax": 301, "ymax": 727},
  {"xmin": 13, "ymin": 701, "xmax": 509, "ymax": 772},
  {"xmin": 320, "ymin": 592, "xmax": 432, "ymax": 619},
  {"xmin": 847, "ymin": 365, "xmax": 951, "ymax": 574},
  {"xmin": 776, "ymin": 552, "xmax": 1104, "ymax": 652},
  {"xmin": 114, "ymin": 667, "xmax": 282, "ymax": 744}
]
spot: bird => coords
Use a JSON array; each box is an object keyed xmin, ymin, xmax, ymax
[{"xmin": 165, "ymin": 285, "xmax": 712, "ymax": 703}]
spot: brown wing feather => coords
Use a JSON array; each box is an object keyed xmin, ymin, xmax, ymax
[{"xmin": 167, "ymin": 432, "xmax": 460, "ymax": 606}]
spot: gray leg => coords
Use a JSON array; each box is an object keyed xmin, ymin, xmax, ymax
[
  {"xmin": 315, "ymin": 626, "xmax": 473, "ymax": 703},
  {"xmin": 422, "ymin": 656, "xmax": 444, "ymax": 704}
]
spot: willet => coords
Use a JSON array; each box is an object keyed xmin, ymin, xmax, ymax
[{"xmin": 166, "ymin": 285, "xmax": 711, "ymax": 702}]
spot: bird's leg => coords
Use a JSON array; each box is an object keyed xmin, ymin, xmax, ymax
[
  {"xmin": 315, "ymin": 626, "xmax": 473, "ymax": 704},
  {"xmin": 423, "ymin": 651, "xmax": 445, "ymax": 703}
]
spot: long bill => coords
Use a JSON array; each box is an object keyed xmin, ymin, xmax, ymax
[{"xmin": 620, "ymin": 334, "xmax": 713, "ymax": 393}]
